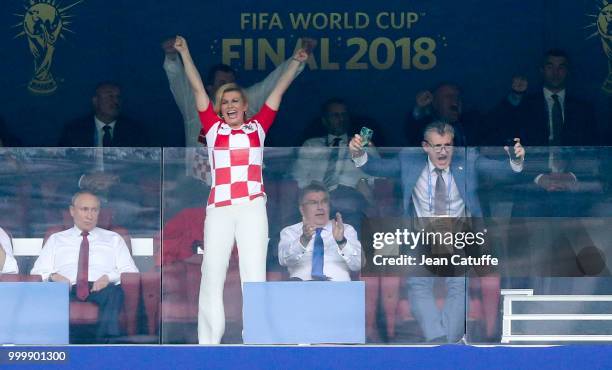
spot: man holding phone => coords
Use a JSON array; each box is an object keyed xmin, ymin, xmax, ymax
[
  {"xmin": 349, "ymin": 121, "xmax": 525, "ymax": 343},
  {"xmin": 293, "ymin": 98, "xmax": 379, "ymax": 232}
]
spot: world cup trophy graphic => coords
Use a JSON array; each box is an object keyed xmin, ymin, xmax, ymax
[
  {"xmin": 14, "ymin": 0, "xmax": 84, "ymax": 95},
  {"xmin": 599, "ymin": 3, "xmax": 612, "ymax": 94}
]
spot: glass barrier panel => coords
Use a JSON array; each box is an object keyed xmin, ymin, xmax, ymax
[
  {"xmin": 0, "ymin": 147, "xmax": 161, "ymax": 345},
  {"xmin": 466, "ymin": 146, "xmax": 612, "ymax": 344}
]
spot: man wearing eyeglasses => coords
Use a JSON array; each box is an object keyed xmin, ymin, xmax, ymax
[
  {"xmin": 31, "ymin": 191, "xmax": 138, "ymax": 343},
  {"xmin": 349, "ymin": 121, "xmax": 524, "ymax": 343},
  {"xmin": 278, "ymin": 182, "xmax": 361, "ymax": 281}
]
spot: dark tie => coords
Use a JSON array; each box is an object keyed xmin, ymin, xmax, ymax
[
  {"xmin": 311, "ymin": 228, "xmax": 325, "ymax": 280},
  {"xmin": 550, "ymin": 94, "xmax": 563, "ymax": 145},
  {"xmin": 76, "ymin": 231, "xmax": 90, "ymax": 301},
  {"xmin": 434, "ymin": 168, "xmax": 447, "ymax": 215},
  {"xmin": 102, "ymin": 125, "xmax": 113, "ymax": 147},
  {"xmin": 323, "ymin": 137, "xmax": 342, "ymax": 188}
]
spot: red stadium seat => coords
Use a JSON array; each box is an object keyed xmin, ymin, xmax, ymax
[{"xmin": 0, "ymin": 274, "xmax": 21, "ymax": 282}]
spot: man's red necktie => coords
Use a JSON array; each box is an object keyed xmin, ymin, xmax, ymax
[{"xmin": 76, "ymin": 231, "xmax": 89, "ymax": 301}]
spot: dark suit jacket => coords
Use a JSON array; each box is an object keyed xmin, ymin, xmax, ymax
[
  {"xmin": 0, "ymin": 117, "xmax": 22, "ymax": 147},
  {"xmin": 492, "ymin": 91, "xmax": 598, "ymax": 147},
  {"xmin": 58, "ymin": 116, "xmax": 151, "ymax": 147}
]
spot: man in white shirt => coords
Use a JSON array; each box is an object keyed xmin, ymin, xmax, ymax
[
  {"xmin": 293, "ymin": 98, "xmax": 377, "ymax": 231},
  {"xmin": 278, "ymin": 182, "xmax": 361, "ymax": 281},
  {"xmin": 31, "ymin": 191, "xmax": 138, "ymax": 342},
  {"xmin": 0, "ymin": 227, "xmax": 18, "ymax": 274}
]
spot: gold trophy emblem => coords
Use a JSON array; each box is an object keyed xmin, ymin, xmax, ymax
[
  {"xmin": 599, "ymin": 3, "xmax": 612, "ymax": 94},
  {"xmin": 15, "ymin": 0, "xmax": 84, "ymax": 95}
]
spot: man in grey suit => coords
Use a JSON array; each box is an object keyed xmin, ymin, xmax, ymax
[{"xmin": 349, "ymin": 121, "xmax": 525, "ymax": 343}]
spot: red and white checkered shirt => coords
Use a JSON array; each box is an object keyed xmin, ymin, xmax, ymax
[{"xmin": 198, "ymin": 101, "xmax": 276, "ymax": 208}]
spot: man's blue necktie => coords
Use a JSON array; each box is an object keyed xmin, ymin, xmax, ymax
[{"xmin": 311, "ymin": 228, "xmax": 325, "ymax": 280}]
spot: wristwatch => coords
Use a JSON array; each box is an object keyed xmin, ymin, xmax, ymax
[{"xmin": 335, "ymin": 237, "xmax": 347, "ymax": 246}]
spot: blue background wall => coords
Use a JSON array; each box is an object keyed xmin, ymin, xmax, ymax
[{"xmin": 1, "ymin": 0, "xmax": 609, "ymax": 146}]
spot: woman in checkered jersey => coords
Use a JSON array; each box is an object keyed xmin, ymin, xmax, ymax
[{"xmin": 174, "ymin": 36, "xmax": 309, "ymax": 344}]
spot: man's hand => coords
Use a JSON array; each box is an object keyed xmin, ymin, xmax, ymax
[
  {"xmin": 332, "ymin": 212, "xmax": 345, "ymax": 247},
  {"xmin": 292, "ymin": 48, "xmax": 309, "ymax": 63},
  {"xmin": 50, "ymin": 273, "xmax": 70, "ymax": 283},
  {"xmin": 415, "ymin": 90, "xmax": 433, "ymax": 108},
  {"xmin": 536, "ymin": 173, "xmax": 577, "ymax": 192},
  {"xmin": 91, "ymin": 274, "xmax": 110, "ymax": 292},
  {"xmin": 301, "ymin": 222, "xmax": 316, "ymax": 246},
  {"xmin": 174, "ymin": 35, "xmax": 189, "ymax": 55},
  {"xmin": 504, "ymin": 138, "xmax": 525, "ymax": 162},
  {"xmin": 349, "ymin": 134, "xmax": 366, "ymax": 158},
  {"xmin": 511, "ymin": 75, "xmax": 528, "ymax": 95},
  {"xmin": 300, "ymin": 37, "xmax": 318, "ymax": 55}
]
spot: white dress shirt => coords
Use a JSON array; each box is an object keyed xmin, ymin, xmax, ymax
[
  {"xmin": 31, "ymin": 226, "xmax": 138, "ymax": 284},
  {"xmin": 412, "ymin": 158, "xmax": 466, "ymax": 217},
  {"xmin": 94, "ymin": 117, "xmax": 116, "ymax": 147},
  {"xmin": 293, "ymin": 134, "xmax": 378, "ymax": 189},
  {"xmin": 0, "ymin": 227, "xmax": 18, "ymax": 274},
  {"xmin": 278, "ymin": 220, "xmax": 361, "ymax": 281},
  {"xmin": 353, "ymin": 152, "xmax": 523, "ymax": 214}
]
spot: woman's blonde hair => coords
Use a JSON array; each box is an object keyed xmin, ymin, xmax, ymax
[{"xmin": 214, "ymin": 83, "xmax": 248, "ymax": 117}]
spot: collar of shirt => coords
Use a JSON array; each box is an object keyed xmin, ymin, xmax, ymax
[
  {"xmin": 94, "ymin": 116, "xmax": 117, "ymax": 133},
  {"xmin": 321, "ymin": 220, "xmax": 335, "ymax": 233},
  {"xmin": 70, "ymin": 225, "xmax": 100, "ymax": 240},
  {"xmin": 427, "ymin": 157, "xmax": 450, "ymax": 175},
  {"xmin": 327, "ymin": 134, "xmax": 347, "ymax": 146},
  {"xmin": 220, "ymin": 122, "xmax": 255, "ymax": 132},
  {"xmin": 304, "ymin": 220, "xmax": 334, "ymax": 236},
  {"xmin": 543, "ymin": 88, "xmax": 566, "ymax": 107}
]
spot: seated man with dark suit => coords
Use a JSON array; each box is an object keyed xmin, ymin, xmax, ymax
[
  {"xmin": 58, "ymin": 82, "xmax": 149, "ymax": 147},
  {"xmin": 278, "ymin": 182, "xmax": 361, "ymax": 281},
  {"xmin": 350, "ymin": 122, "xmax": 525, "ymax": 342},
  {"xmin": 58, "ymin": 82, "xmax": 158, "ymax": 234},
  {"xmin": 490, "ymin": 49, "xmax": 603, "ymax": 293},
  {"xmin": 31, "ymin": 191, "xmax": 138, "ymax": 342},
  {"xmin": 0, "ymin": 226, "xmax": 18, "ymax": 274},
  {"xmin": 491, "ymin": 49, "xmax": 598, "ymax": 149}
]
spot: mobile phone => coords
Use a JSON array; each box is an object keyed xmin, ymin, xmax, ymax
[{"xmin": 360, "ymin": 127, "xmax": 374, "ymax": 148}]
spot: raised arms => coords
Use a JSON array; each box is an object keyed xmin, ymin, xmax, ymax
[
  {"xmin": 264, "ymin": 48, "xmax": 309, "ymax": 111},
  {"xmin": 174, "ymin": 36, "xmax": 210, "ymax": 112}
]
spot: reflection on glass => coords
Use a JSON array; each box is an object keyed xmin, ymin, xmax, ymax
[
  {"xmin": 0, "ymin": 148, "xmax": 161, "ymax": 344},
  {"xmin": 4, "ymin": 146, "xmax": 612, "ymax": 345}
]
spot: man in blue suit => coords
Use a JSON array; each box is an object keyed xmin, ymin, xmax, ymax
[{"xmin": 349, "ymin": 121, "xmax": 525, "ymax": 343}]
